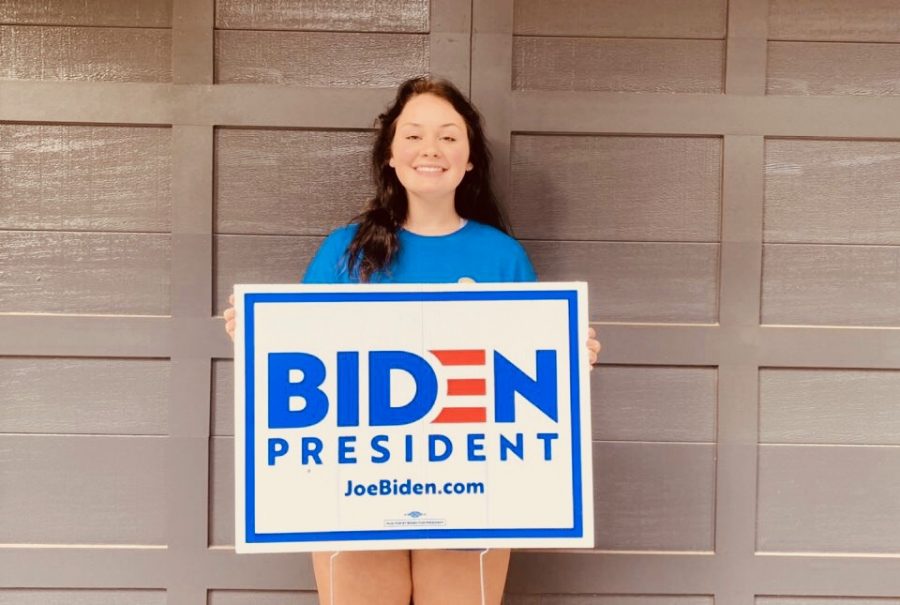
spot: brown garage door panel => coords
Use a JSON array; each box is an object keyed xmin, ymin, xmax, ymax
[
  {"xmin": 215, "ymin": 0, "xmax": 428, "ymax": 33},
  {"xmin": 757, "ymin": 598, "xmax": 899, "ymax": 605},
  {"xmin": 215, "ymin": 128, "xmax": 372, "ymax": 236},
  {"xmin": 768, "ymin": 0, "xmax": 900, "ymax": 43},
  {"xmin": 760, "ymin": 368, "xmax": 900, "ymax": 446},
  {"xmin": 513, "ymin": 0, "xmax": 726, "ymax": 39},
  {"xmin": 215, "ymin": 30, "xmax": 428, "ymax": 87},
  {"xmin": 0, "ymin": 25, "xmax": 171, "ymax": 82},
  {"xmin": 209, "ymin": 435, "xmax": 236, "ymax": 547},
  {"xmin": 0, "ymin": 435, "xmax": 167, "ymax": 545},
  {"xmin": 761, "ymin": 244, "xmax": 900, "ymax": 327},
  {"xmin": 1, "ymin": 124, "xmax": 172, "ymax": 233},
  {"xmin": 208, "ymin": 591, "xmax": 318, "ymax": 605},
  {"xmin": 0, "ymin": 590, "xmax": 166, "ymax": 605},
  {"xmin": 765, "ymin": 139, "xmax": 900, "ymax": 245},
  {"xmin": 592, "ymin": 366, "xmax": 717, "ymax": 443},
  {"xmin": 511, "ymin": 135, "xmax": 722, "ymax": 242},
  {"xmin": 533, "ymin": 597, "xmax": 714, "ymax": 605},
  {"xmin": 0, "ymin": 231, "xmax": 171, "ymax": 315},
  {"xmin": 757, "ymin": 445, "xmax": 900, "ymax": 554},
  {"xmin": 211, "ymin": 359, "xmax": 235, "ymax": 437},
  {"xmin": 0, "ymin": 0, "xmax": 171, "ymax": 27},
  {"xmin": 526, "ymin": 241, "xmax": 719, "ymax": 324},
  {"xmin": 0, "ymin": 357, "xmax": 170, "ymax": 435},
  {"xmin": 513, "ymin": 38, "xmax": 724, "ymax": 94},
  {"xmin": 767, "ymin": 41, "xmax": 900, "ymax": 96},
  {"xmin": 593, "ymin": 442, "xmax": 716, "ymax": 552}
]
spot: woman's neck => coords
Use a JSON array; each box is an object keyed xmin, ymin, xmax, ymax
[{"xmin": 403, "ymin": 194, "xmax": 462, "ymax": 235}]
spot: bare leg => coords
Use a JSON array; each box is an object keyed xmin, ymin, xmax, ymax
[
  {"xmin": 312, "ymin": 550, "xmax": 412, "ymax": 605},
  {"xmin": 410, "ymin": 548, "xmax": 511, "ymax": 605}
]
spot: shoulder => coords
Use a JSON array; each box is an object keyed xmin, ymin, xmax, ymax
[
  {"xmin": 463, "ymin": 220, "xmax": 517, "ymax": 244},
  {"xmin": 463, "ymin": 221, "xmax": 528, "ymax": 256},
  {"xmin": 461, "ymin": 221, "xmax": 536, "ymax": 281},
  {"xmin": 322, "ymin": 223, "xmax": 359, "ymax": 250},
  {"xmin": 302, "ymin": 224, "xmax": 359, "ymax": 283},
  {"xmin": 315, "ymin": 223, "xmax": 361, "ymax": 260}
]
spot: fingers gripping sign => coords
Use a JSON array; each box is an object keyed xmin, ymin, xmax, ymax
[
  {"xmin": 586, "ymin": 326, "xmax": 601, "ymax": 368},
  {"xmin": 225, "ymin": 293, "xmax": 237, "ymax": 341}
]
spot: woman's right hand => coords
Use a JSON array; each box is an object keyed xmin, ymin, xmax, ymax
[{"xmin": 223, "ymin": 293, "xmax": 236, "ymax": 342}]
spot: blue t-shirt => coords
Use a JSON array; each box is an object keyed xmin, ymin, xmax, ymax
[{"xmin": 302, "ymin": 220, "xmax": 536, "ymax": 284}]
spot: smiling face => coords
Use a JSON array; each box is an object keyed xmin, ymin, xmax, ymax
[{"xmin": 388, "ymin": 93, "xmax": 473, "ymax": 207}]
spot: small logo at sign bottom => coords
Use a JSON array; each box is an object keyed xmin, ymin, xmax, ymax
[{"xmin": 384, "ymin": 512, "xmax": 446, "ymax": 528}]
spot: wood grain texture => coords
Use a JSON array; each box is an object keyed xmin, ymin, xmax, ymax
[
  {"xmin": 0, "ymin": 231, "xmax": 171, "ymax": 315},
  {"xmin": 514, "ymin": 38, "xmax": 725, "ymax": 93},
  {"xmin": 593, "ymin": 366, "xmax": 717, "ymax": 442},
  {"xmin": 208, "ymin": 591, "xmax": 318, "ymax": 605},
  {"xmin": 761, "ymin": 244, "xmax": 900, "ymax": 327},
  {"xmin": 1, "ymin": 124, "xmax": 172, "ymax": 232},
  {"xmin": 524, "ymin": 241, "xmax": 720, "ymax": 323},
  {"xmin": 769, "ymin": 0, "xmax": 900, "ymax": 42},
  {"xmin": 0, "ymin": 435, "xmax": 166, "ymax": 544},
  {"xmin": 510, "ymin": 135, "xmax": 722, "ymax": 241},
  {"xmin": 594, "ymin": 442, "xmax": 716, "ymax": 551},
  {"xmin": 514, "ymin": 0, "xmax": 727, "ymax": 38},
  {"xmin": 0, "ymin": 0, "xmax": 171, "ymax": 27},
  {"xmin": 0, "ymin": 316, "xmax": 173, "ymax": 358},
  {"xmin": 214, "ymin": 234, "xmax": 323, "ymax": 314},
  {"xmin": 0, "ymin": 358, "xmax": 170, "ymax": 435},
  {"xmin": 765, "ymin": 139, "xmax": 900, "ymax": 244},
  {"xmin": 215, "ymin": 128, "xmax": 371, "ymax": 235},
  {"xmin": 215, "ymin": 0, "xmax": 428, "ymax": 33},
  {"xmin": 0, "ymin": 26, "xmax": 171, "ymax": 82},
  {"xmin": 0, "ymin": 590, "xmax": 166, "ymax": 605},
  {"xmin": 760, "ymin": 369, "xmax": 900, "ymax": 445},
  {"xmin": 539, "ymin": 598, "xmax": 714, "ymax": 605},
  {"xmin": 209, "ymin": 435, "xmax": 234, "ymax": 546},
  {"xmin": 759, "ymin": 599, "xmax": 900, "ymax": 605},
  {"xmin": 757, "ymin": 445, "xmax": 900, "ymax": 553},
  {"xmin": 509, "ymin": 91, "xmax": 900, "ymax": 139},
  {"xmin": 724, "ymin": 0, "xmax": 768, "ymax": 95},
  {"xmin": 215, "ymin": 30, "xmax": 428, "ymax": 86},
  {"xmin": 768, "ymin": 41, "xmax": 900, "ymax": 96},
  {"xmin": 503, "ymin": 597, "xmax": 541, "ymax": 605},
  {"xmin": 211, "ymin": 359, "xmax": 234, "ymax": 436}
]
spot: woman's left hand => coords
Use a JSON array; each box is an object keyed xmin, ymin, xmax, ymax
[{"xmin": 586, "ymin": 326, "xmax": 602, "ymax": 368}]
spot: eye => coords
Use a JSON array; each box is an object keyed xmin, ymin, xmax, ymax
[
  {"xmin": 441, "ymin": 136, "xmax": 456, "ymax": 142},
  {"xmin": 405, "ymin": 135, "xmax": 421, "ymax": 140}
]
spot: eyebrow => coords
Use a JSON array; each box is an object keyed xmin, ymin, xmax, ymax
[{"xmin": 399, "ymin": 122, "xmax": 463, "ymax": 128}]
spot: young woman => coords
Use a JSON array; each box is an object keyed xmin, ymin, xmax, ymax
[{"xmin": 225, "ymin": 76, "xmax": 601, "ymax": 604}]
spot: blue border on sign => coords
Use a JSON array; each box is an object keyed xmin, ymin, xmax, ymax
[{"xmin": 243, "ymin": 289, "xmax": 584, "ymax": 544}]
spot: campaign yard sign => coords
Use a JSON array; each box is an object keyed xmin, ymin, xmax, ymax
[{"xmin": 234, "ymin": 282, "xmax": 593, "ymax": 553}]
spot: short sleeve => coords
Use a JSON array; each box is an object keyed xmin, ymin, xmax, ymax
[
  {"xmin": 301, "ymin": 228, "xmax": 354, "ymax": 283},
  {"xmin": 512, "ymin": 244, "xmax": 538, "ymax": 282}
]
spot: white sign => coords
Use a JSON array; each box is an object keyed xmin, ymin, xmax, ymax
[{"xmin": 234, "ymin": 282, "xmax": 593, "ymax": 553}]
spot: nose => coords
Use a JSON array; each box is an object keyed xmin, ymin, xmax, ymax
[{"xmin": 421, "ymin": 136, "xmax": 441, "ymax": 157}]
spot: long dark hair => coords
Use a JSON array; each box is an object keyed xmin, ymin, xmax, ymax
[{"xmin": 345, "ymin": 76, "xmax": 510, "ymax": 281}]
